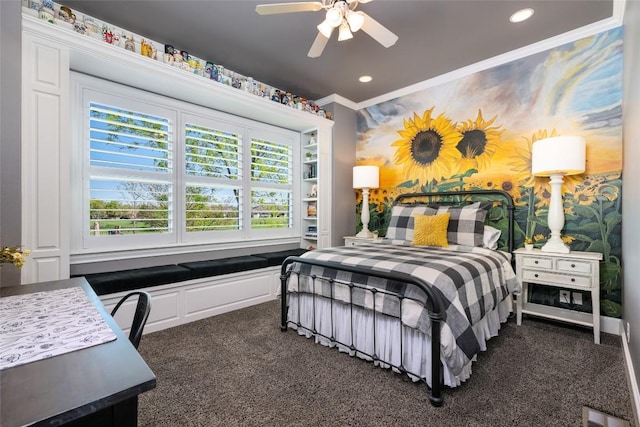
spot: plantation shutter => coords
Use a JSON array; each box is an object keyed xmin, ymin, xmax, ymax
[
  {"xmin": 75, "ymin": 73, "xmax": 300, "ymax": 251},
  {"xmin": 250, "ymin": 137, "xmax": 293, "ymax": 229},
  {"xmin": 88, "ymin": 102, "xmax": 173, "ymax": 236},
  {"xmin": 184, "ymin": 123, "xmax": 243, "ymax": 232}
]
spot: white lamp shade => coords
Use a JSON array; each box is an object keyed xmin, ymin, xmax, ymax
[
  {"xmin": 338, "ymin": 20, "xmax": 353, "ymax": 41},
  {"xmin": 531, "ymin": 136, "xmax": 586, "ymax": 176},
  {"xmin": 317, "ymin": 20, "xmax": 334, "ymax": 38},
  {"xmin": 347, "ymin": 11, "xmax": 365, "ymax": 32},
  {"xmin": 353, "ymin": 165, "xmax": 379, "ymax": 189},
  {"xmin": 326, "ymin": 7, "xmax": 343, "ymax": 27}
]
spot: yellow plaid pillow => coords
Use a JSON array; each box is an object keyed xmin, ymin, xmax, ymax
[{"xmin": 411, "ymin": 213, "xmax": 451, "ymax": 247}]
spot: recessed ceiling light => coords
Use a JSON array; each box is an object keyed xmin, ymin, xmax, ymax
[
  {"xmin": 359, "ymin": 75, "xmax": 373, "ymax": 83},
  {"xmin": 510, "ymin": 8, "xmax": 534, "ymax": 23}
]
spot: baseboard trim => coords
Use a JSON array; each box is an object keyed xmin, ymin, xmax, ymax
[
  {"xmin": 621, "ymin": 329, "xmax": 640, "ymax": 426},
  {"xmin": 602, "ymin": 316, "xmax": 623, "ymax": 336}
]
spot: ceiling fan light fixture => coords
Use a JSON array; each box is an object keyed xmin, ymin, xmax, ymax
[
  {"xmin": 317, "ymin": 20, "xmax": 334, "ymax": 38},
  {"xmin": 326, "ymin": 7, "xmax": 343, "ymax": 27},
  {"xmin": 338, "ymin": 20, "xmax": 353, "ymax": 41},
  {"xmin": 346, "ymin": 10, "xmax": 365, "ymax": 32}
]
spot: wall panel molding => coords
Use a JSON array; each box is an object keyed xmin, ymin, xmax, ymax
[{"xmin": 21, "ymin": 32, "xmax": 70, "ymax": 283}]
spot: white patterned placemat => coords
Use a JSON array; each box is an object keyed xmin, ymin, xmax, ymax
[{"xmin": 0, "ymin": 286, "xmax": 117, "ymax": 370}]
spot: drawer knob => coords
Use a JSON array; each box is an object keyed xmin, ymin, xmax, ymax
[
  {"xmin": 534, "ymin": 274, "xmax": 539, "ymax": 278},
  {"xmin": 571, "ymin": 263, "xmax": 576, "ymax": 268},
  {"xmin": 534, "ymin": 260, "xmax": 539, "ymax": 264},
  {"xmin": 571, "ymin": 278, "xmax": 575, "ymax": 282}
]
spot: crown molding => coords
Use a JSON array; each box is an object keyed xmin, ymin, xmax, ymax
[
  {"xmin": 315, "ymin": 93, "xmax": 359, "ymax": 111},
  {"xmin": 338, "ymin": 2, "xmax": 625, "ymax": 111}
]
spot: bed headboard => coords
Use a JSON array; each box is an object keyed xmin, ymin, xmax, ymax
[{"xmin": 391, "ymin": 190, "xmax": 515, "ymax": 253}]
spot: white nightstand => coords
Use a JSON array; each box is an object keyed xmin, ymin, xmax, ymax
[
  {"xmin": 343, "ymin": 236, "xmax": 382, "ymax": 246},
  {"xmin": 514, "ymin": 248, "xmax": 603, "ymax": 344}
]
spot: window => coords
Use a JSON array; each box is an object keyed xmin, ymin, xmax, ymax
[
  {"xmin": 250, "ymin": 137, "xmax": 293, "ymax": 230},
  {"xmin": 73, "ymin": 73, "xmax": 299, "ymax": 253},
  {"xmin": 183, "ymin": 121, "xmax": 243, "ymax": 235},
  {"xmin": 88, "ymin": 102, "xmax": 174, "ymax": 237}
]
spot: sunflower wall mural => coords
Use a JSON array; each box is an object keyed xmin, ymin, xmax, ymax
[{"xmin": 355, "ymin": 28, "xmax": 623, "ymax": 318}]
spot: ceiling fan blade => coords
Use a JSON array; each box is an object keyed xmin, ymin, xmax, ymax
[
  {"xmin": 359, "ymin": 12, "xmax": 398, "ymax": 48},
  {"xmin": 256, "ymin": 2, "xmax": 324, "ymax": 15},
  {"xmin": 308, "ymin": 31, "xmax": 331, "ymax": 58}
]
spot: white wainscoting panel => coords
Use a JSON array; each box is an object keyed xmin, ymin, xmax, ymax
[{"xmin": 99, "ymin": 267, "xmax": 280, "ymax": 336}]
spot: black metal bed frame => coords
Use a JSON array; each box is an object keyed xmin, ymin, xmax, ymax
[
  {"xmin": 279, "ymin": 190, "xmax": 515, "ymax": 407},
  {"xmin": 393, "ymin": 189, "xmax": 515, "ymax": 254}
]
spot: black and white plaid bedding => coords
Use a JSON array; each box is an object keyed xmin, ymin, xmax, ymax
[
  {"xmin": 287, "ymin": 241, "xmax": 520, "ymax": 376},
  {"xmin": 384, "ymin": 201, "xmax": 491, "ymax": 246}
]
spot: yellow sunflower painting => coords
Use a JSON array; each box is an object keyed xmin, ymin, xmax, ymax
[
  {"xmin": 456, "ymin": 110, "xmax": 504, "ymax": 172},
  {"xmin": 391, "ymin": 107, "xmax": 461, "ymax": 183},
  {"xmin": 507, "ymin": 129, "xmax": 557, "ymax": 191},
  {"xmin": 355, "ymin": 28, "xmax": 623, "ymax": 318},
  {"xmin": 465, "ymin": 173, "xmax": 522, "ymax": 202}
]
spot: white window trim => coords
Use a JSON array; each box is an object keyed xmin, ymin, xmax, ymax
[{"xmin": 70, "ymin": 72, "xmax": 301, "ymax": 259}]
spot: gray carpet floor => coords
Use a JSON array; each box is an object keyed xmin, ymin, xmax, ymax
[{"xmin": 137, "ymin": 300, "xmax": 634, "ymax": 427}]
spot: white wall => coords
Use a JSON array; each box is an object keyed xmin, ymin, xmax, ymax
[
  {"xmin": 622, "ymin": 0, "xmax": 640, "ymax": 390},
  {"xmin": 325, "ymin": 102, "xmax": 357, "ymax": 245}
]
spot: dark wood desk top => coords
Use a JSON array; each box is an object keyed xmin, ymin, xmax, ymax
[{"xmin": 1, "ymin": 277, "xmax": 156, "ymax": 427}]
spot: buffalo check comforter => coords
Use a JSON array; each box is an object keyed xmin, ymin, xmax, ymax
[{"xmin": 287, "ymin": 241, "xmax": 521, "ymax": 376}]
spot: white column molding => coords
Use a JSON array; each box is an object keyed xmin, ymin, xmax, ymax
[
  {"xmin": 21, "ymin": 31, "xmax": 70, "ymax": 283},
  {"xmin": 316, "ymin": 124, "xmax": 333, "ymax": 249}
]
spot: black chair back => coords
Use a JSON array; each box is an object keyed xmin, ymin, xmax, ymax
[{"xmin": 110, "ymin": 291, "xmax": 152, "ymax": 349}]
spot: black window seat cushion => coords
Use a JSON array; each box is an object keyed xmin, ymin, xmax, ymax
[
  {"xmin": 82, "ymin": 249, "xmax": 307, "ymax": 296},
  {"xmin": 178, "ymin": 256, "xmax": 268, "ymax": 280},
  {"xmin": 84, "ymin": 265, "xmax": 192, "ymax": 296},
  {"xmin": 252, "ymin": 248, "xmax": 307, "ymax": 266}
]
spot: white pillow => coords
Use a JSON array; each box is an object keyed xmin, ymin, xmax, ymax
[{"xmin": 483, "ymin": 225, "xmax": 502, "ymax": 250}]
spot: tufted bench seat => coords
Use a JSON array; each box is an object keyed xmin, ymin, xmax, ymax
[
  {"xmin": 178, "ymin": 255, "xmax": 268, "ymax": 280},
  {"xmin": 83, "ymin": 249, "xmax": 307, "ymax": 296},
  {"xmin": 251, "ymin": 248, "xmax": 307, "ymax": 266},
  {"xmin": 84, "ymin": 264, "xmax": 193, "ymax": 296}
]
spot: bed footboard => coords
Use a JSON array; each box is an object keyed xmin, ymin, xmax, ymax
[{"xmin": 279, "ymin": 256, "xmax": 446, "ymax": 407}]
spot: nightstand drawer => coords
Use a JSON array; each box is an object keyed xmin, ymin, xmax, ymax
[
  {"xmin": 522, "ymin": 270, "xmax": 591, "ymax": 288},
  {"xmin": 522, "ymin": 256, "xmax": 553, "ymax": 269},
  {"xmin": 344, "ymin": 236, "xmax": 381, "ymax": 246},
  {"xmin": 556, "ymin": 259, "xmax": 592, "ymax": 274}
]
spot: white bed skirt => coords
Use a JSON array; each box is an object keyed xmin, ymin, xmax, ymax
[{"xmin": 287, "ymin": 293, "xmax": 513, "ymax": 388}]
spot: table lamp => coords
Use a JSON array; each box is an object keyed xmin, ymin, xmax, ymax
[
  {"xmin": 353, "ymin": 165, "xmax": 379, "ymax": 238},
  {"xmin": 531, "ymin": 135, "xmax": 586, "ymax": 253}
]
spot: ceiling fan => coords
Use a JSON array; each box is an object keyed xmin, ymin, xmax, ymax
[{"xmin": 256, "ymin": 0, "xmax": 399, "ymax": 58}]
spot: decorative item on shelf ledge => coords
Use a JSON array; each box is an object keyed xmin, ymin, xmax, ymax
[
  {"xmin": 309, "ymin": 184, "xmax": 318, "ymax": 198},
  {"xmin": 524, "ymin": 237, "xmax": 534, "ymax": 251},
  {"xmin": 306, "ymin": 201, "xmax": 317, "ymax": 217},
  {"xmin": 531, "ymin": 135, "xmax": 586, "ymax": 253},
  {"xmin": 23, "ymin": 1, "xmax": 332, "ymax": 120},
  {"xmin": 1, "ymin": 246, "xmax": 31, "ymax": 268}
]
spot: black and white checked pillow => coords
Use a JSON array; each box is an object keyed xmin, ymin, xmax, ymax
[
  {"xmin": 435, "ymin": 201, "xmax": 492, "ymax": 247},
  {"xmin": 385, "ymin": 204, "xmax": 437, "ymax": 241}
]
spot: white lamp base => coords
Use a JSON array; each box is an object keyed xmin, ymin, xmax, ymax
[
  {"xmin": 357, "ymin": 187, "xmax": 374, "ymax": 239},
  {"xmin": 356, "ymin": 229, "xmax": 374, "ymax": 238},
  {"xmin": 540, "ymin": 173, "xmax": 571, "ymax": 254},
  {"xmin": 540, "ymin": 236, "xmax": 570, "ymax": 253}
]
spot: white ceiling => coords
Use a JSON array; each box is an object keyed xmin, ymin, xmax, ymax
[{"xmin": 63, "ymin": 0, "xmax": 615, "ymax": 104}]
